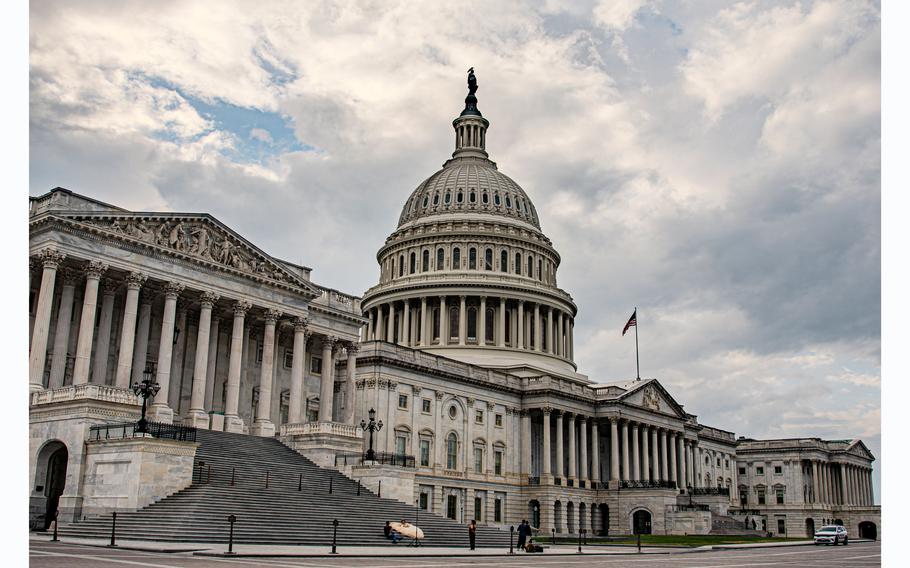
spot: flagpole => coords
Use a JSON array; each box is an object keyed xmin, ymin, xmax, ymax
[{"xmin": 634, "ymin": 307, "xmax": 640, "ymax": 380}]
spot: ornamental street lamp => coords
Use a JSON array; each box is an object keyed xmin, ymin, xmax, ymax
[
  {"xmin": 132, "ymin": 362, "xmax": 160, "ymax": 434},
  {"xmin": 359, "ymin": 407, "xmax": 383, "ymax": 461}
]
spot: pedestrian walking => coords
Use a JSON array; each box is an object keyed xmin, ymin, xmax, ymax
[
  {"xmin": 517, "ymin": 519, "xmax": 528, "ymax": 549},
  {"xmin": 468, "ymin": 519, "xmax": 477, "ymax": 550}
]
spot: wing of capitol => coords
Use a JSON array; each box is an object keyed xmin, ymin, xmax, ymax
[{"xmin": 27, "ymin": 71, "xmax": 880, "ymax": 543}]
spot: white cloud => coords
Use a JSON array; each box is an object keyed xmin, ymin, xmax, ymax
[{"xmin": 592, "ymin": 0, "xmax": 654, "ymax": 32}]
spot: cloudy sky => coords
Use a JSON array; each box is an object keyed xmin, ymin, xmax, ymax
[{"xmin": 30, "ymin": 0, "xmax": 881, "ymax": 498}]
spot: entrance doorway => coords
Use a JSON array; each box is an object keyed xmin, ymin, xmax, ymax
[
  {"xmin": 446, "ymin": 494, "xmax": 458, "ymax": 520},
  {"xmin": 34, "ymin": 441, "xmax": 68, "ymax": 530},
  {"xmin": 632, "ymin": 509, "xmax": 652, "ymax": 535},
  {"xmin": 805, "ymin": 518, "xmax": 815, "ymax": 537},
  {"xmin": 599, "ymin": 504, "xmax": 609, "ymax": 535},
  {"xmin": 528, "ymin": 500, "xmax": 540, "ymax": 529},
  {"xmin": 859, "ymin": 521, "xmax": 877, "ymax": 540}
]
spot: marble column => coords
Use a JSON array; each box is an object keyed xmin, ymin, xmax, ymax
[
  {"xmin": 131, "ymin": 295, "xmax": 153, "ymax": 384},
  {"xmin": 579, "ymin": 416, "xmax": 588, "ymax": 482},
  {"xmin": 839, "ymin": 464, "xmax": 848, "ymax": 506},
  {"xmin": 71, "ymin": 261, "xmax": 108, "ymax": 385},
  {"xmin": 375, "ymin": 305, "xmax": 384, "ymax": 341},
  {"xmin": 542, "ymin": 408, "xmax": 552, "ymax": 479},
  {"xmin": 113, "ymin": 272, "xmax": 146, "ymax": 389},
  {"xmin": 533, "ymin": 303, "xmax": 541, "ymax": 351},
  {"xmin": 29, "ymin": 249, "xmax": 66, "ymax": 390},
  {"xmin": 92, "ymin": 280, "xmax": 118, "ymax": 385},
  {"xmin": 520, "ymin": 410, "xmax": 531, "ymax": 476},
  {"xmin": 251, "ymin": 309, "xmax": 281, "ymax": 435},
  {"xmin": 549, "ymin": 308, "xmax": 557, "ymax": 354},
  {"xmin": 651, "ymin": 427, "xmax": 660, "ymax": 482},
  {"xmin": 516, "ymin": 300, "xmax": 524, "ymax": 349},
  {"xmin": 224, "ymin": 301, "xmax": 250, "ymax": 433},
  {"xmin": 420, "ymin": 297, "xmax": 429, "ymax": 346},
  {"xmin": 479, "ymin": 296, "xmax": 487, "ymax": 345},
  {"xmin": 458, "ymin": 295, "xmax": 467, "ymax": 346},
  {"xmin": 555, "ymin": 411, "xmax": 564, "ymax": 480},
  {"xmin": 669, "ymin": 432, "xmax": 678, "ymax": 485},
  {"xmin": 318, "ymin": 336, "xmax": 338, "ymax": 422},
  {"xmin": 568, "ymin": 319, "xmax": 574, "ymax": 360},
  {"xmin": 812, "ymin": 460, "xmax": 820, "ymax": 503},
  {"xmin": 660, "ymin": 429, "xmax": 669, "ymax": 481},
  {"xmin": 48, "ymin": 268, "xmax": 78, "ymax": 388},
  {"xmin": 149, "ymin": 282, "xmax": 183, "ymax": 422},
  {"xmin": 641, "ymin": 425, "xmax": 650, "ymax": 481},
  {"xmin": 568, "ymin": 414, "xmax": 577, "ymax": 482},
  {"xmin": 621, "ymin": 420, "xmax": 630, "ymax": 481},
  {"xmin": 631, "ymin": 422, "xmax": 640, "ymax": 481},
  {"xmin": 386, "ymin": 303, "xmax": 395, "ymax": 343},
  {"xmin": 679, "ymin": 437, "xmax": 687, "ymax": 489},
  {"xmin": 497, "ymin": 298, "xmax": 506, "ymax": 347},
  {"xmin": 402, "ymin": 300, "xmax": 411, "ymax": 347},
  {"xmin": 557, "ymin": 311, "xmax": 564, "ymax": 357},
  {"xmin": 167, "ymin": 307, "xmax": 188, "ymax": 411},
  {"xmin": 342, "ymin": 343, "xmax": 358, "ymax": 424},
  {"xmin": 287, "ymin": 318, "xmax": 309, "ymax": 423},
  {"xmin": 610, "ymin": 418, "xmax": 620, "ymax": 482},
  {"xmin": 439, "ymin": 296, "xmax": 448, "ymax": 346},
  {"xmin": 203, "ymin": 316, "xmax": 221, "ymax": 411},
  {"xmin": 186, "ymin": 291, "xmax": 219, "ymax": 427},
  {"xmin": 591, "ymin": 419, "xmax": 600, "ymax": 484}
]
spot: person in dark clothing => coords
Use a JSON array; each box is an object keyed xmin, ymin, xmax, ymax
[
  {"xmin": 384, "ymin": 521, "xmax": 392, "ymax": 539},
  {"xmin": 468, "ymin": 519, "xmax": 477, "ymax": 550},
  {"xmin": 517, "ymin": 519, "xmax": 528, "ymax": 549}
]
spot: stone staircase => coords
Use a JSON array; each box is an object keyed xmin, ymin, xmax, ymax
[
  {"xmin": 58, "ymin": 429, "xmax": 510, "ymax": 547},
  {"xmin": 709, "ymin": 514, "xmax": 767, "ymax": 536}
]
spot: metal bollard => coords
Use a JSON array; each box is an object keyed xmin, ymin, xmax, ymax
[
  {"xmin": 230, "ymin": 467, "xmax": 235, "ymax": 486},
  {"xmin": 577, "ymin": 528, "xmax": 581, "ymax": 554},
  {"xmin": 109, "ymin": 512, "xmax": 117, "ymax": 547},
  {"xmin": 331, "ymin": 519, "xmax": 339, "ymax": 554},
  {"xmin": 51, "ymin": 510, "xmax": 59, "ymax": 542},
  {"xmin": 329, "ymin": 477, "xmax": 333, "ymax": 494},
  {"xmin": 378, "ymin": 480, "xmax": 382, "ymax": 498},
  {"xmin": 298, "ymin": 473, "xmax": 302, "ymax": 491},
  {"xmin": 509, "ymin": 525, "xmax": 514, "ymax": 554},
  {"xmin": 357, "ymin": 480, "xmax": 361, "ymax": 496},
  {"xmin": 227, "ymin": 515, "xmax": 237, "ymax": 555},
  {"xmin": 551, "ymin": 528, "xmax": 556, "ymax": 545},
  {"xmin": 583, "ymin": 528, "xmax": 587, "ymax": 545},
  {"xmin": 265, "ymin": 470, "xmax": 270, "ymax": 489},
  {"xmin": 637, "ymin": 532, "xmax": 641, "ymax": 553}
]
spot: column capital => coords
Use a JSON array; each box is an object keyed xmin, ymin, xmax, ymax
[
  {"xmin": 60, "ymin": 267, "xmax": 81, "ymax": 286},
  {"xmin": 577, "ymin": 415, "xmax": 587, "ymax": 424},
  {"xmin": 542, "ymin": 406, "xmax": 552, "ymax": 415},
  {"xmin": 323, "ymin": 335, "xmax": 338, "ymax": 349},
  {"xmin": 459, "ymin": 294, "xmax": 466, "ymax": 301},
  {"xmin": 36, "ymin": 247, "xmax": 66, "ymax": 269},
  {"xmin": 84, "ymin": 261, "xmax": 109, "ymax": 280},
  {"xmin": 346, "ymin": 342, "xmax": 359, "ymax": 354},
  {"xmin": 163, "ymin": 281, "xmax": 185, "ymax": 299},
  {"xmin": 435, "ymin": 391, "xmax": 445, "ymax": 401},
  {"xmin": 263, "ymin": 308, "xmax": 282, "ymax": 324},
  {"xmin": 199, "ymin": 290, "xmax": 220, "ymax": 308},
  {"xmin": 609, "ymin": 416, "xmax": 619, "ymax": 424},
  {"xmin": 293, "ymin": 316, "xmax": 309, "ymax": 331},
  {"xmin": 101, "ymin": 278, "xmax": 120, "ymax": 296},
  {"xmin": 233, "ymin": 300, "xmax": 252, "ymax": 316},
  {"xmin": 479, "ymin": 295, "xmax": 487, "ymax": 301},
  {"xmin": 518, "ymin": 299, "xmax": 525, "ymax": 306},
  {"xmin": 125, "ymin": 271, "xmax": 147, "ymax": 290}
]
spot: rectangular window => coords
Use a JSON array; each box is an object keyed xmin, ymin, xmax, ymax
[
  {"xmin": 474, "ymin": 447, "xmax": 483, "ymax": 473},
  {"xmin": 398, "ymin": 394, "xmax": 408, "ymax": 409},
  {"xmin": 256, "ymin": 342, "xmax": 263, "ymax": 363},
  {"xmin": 283, "ymin": 350, "xmax": 293, "ymax": 369},
  {"xmin": 495, "ymin": 414, "xmax": 503, "ymax": 427},
  {"xmin": 419, "ymin": 492, "xmax": 429, "ymax": 510},
  {"xmin": 475, "ymin": 410, "xmax": 484, "ymax": 424},
  {"xmin": 422, "ymin": 398, "xmax": 432, "ymax": 414},
  {"xmin": 494, "ymin": 498, "xmax": 502, "ymax": 522},
  {"xmin": 310, "ymin": 356, "xmax": 322, "ymax": 375},
  {"xmin": 474, "ymin": 497, "xmax": 483, "ymax": 520},
  {"xmin": 756, "ymin": 466, "xmax": 764, "ymax": 475},
  {"xmin": 419, "ymin": 440, "xmax": 430, "ymax": 467},
  {"xmin": 774, "ymin": 465, "xmax": 782, "ymax": 475},
  {"xmin": 776, "ymin": 489, "xmax": 785, "ymax": 504},
  {"xmin": 758, "ymin": 488, "xmax": 766, "ymax": 505},
  {"xmin": 740, "ymin": 489, "xmax": 747, "ymax": 505},
  {"xmin": 306, "ymin": 408, "xmax": 319, "ymax": 423},
  {"xmin": 396, "ymin": 435, "xmax": 407, "ymax": 455},
  {"xmin": 717, "ymin": 458, "xmax": 721, "ymax": 466},
  {"xmin": 725, "ymin": 459, "xmax": 730, "ymax": 468},
  {"xmin": 739, "ymin": 466, "xmax": 746, "ymax": 475},
  {"xmin": 777, "ymin": 519, "xmax": 786, "ymax": 534},
  {"xmin": 494, "ymin": 450, "xmax": 503, "ymax": 475}
]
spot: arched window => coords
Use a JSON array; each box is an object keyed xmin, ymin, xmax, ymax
[
  {"xmin": 538, "ymin": 259, "xmax": 542, "ymax": 281},
  {"xmin": 444, "ymin": 192, "xmax": 451, "ymax": 205},
  {"xmin": 504, "ymin": 310, "xmax": 512, "ymax": 344},
  {"xmin": 500, "ymin": 250, "xmax": 508, "ymax": 272},
  {"xmin": 469, "ymin": 191, "xmax": 476, "ymax": 203},
  {"xmin": 469, "ymin": 247, "xmax": 477, "ymax": 270},
  {"xmin": 494, "ymin": 193, "xmax": 501, "ymax": 206},
  {"xmin": 541, "ymin": 316, "xmax": 548, "ymax": 349},
  {"xmin": 467, "ymin": 307, "xmax": 477, "ymax": 341},
  {"xmin": 527, "ymin": 255, "xmax": 533, "ymax": 276},
  {"xmin": 515, "ymin": 252, "xmax": 522, "ymax": 275},
  {"xmin": 505, "ymin": 195, "xmax": 512, "ymax": 208},
  {"xmin": 456, "ymin": 190, "xmax": 464, "ymax": 204},
  {"xmin": 409, "ymin": 252, "xmax": 416, "ymax": 274},
  {"xmin": 432, "ymin": 308, "xmax": 441, "ymax": 340},
  {"xmin": 436, "ymin": 248, "xmax": 444, "ymax": 270},
  {"xmin": 484, "ymin": 248, "xmax": 493, "ymax": 270},
  {"xmin": 482, "ymin": 192, "xmax": 489, "ymax": 204},
  {"xmin": 422, "ymin": 250, "xmax": 429, "ymax": 272},
  {"xmin": 398, "ymin": 255, "xmax": 404, "ymax": 277},
  {"xmin": 453, "ymin": 247, "xmax": 461, "ymax": 269},
  {"xmin": 449, "ymin": 306, "xmax": 459, "ymax": 339},
  {"xmin": 447, "ymin": 433, "xmax": 458, "ymax": 470},
  {"xmin": 423, "ymin": 195, "xmax": 429, "ymax": 208},
  {"xmin": 433, "ymin": 193, "xmax": 440, "ymax": 206},
  {"xmin": 485, "ymin": 307, "xmax": 495, "ymax": 344}
]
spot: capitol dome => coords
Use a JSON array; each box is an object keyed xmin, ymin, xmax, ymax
[{"xmin": 361, "ymin": 70, "xmax": 578, "ymax": 377}]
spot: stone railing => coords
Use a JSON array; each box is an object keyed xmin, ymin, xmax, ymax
[
  {"xmin": 280, "ymin": 421, "xmax": 363, "ymax": 438},
  {"xmin": 30, "ymin": 384, "xmax": 141, "ymax": 407},
  {"xmin": 363, "ymin": 271, "xmax": 576, "ymax": 305},
  {"xmin": 311, "ymin": 285, "xmax": 362, "ymax": 315},
  {"xmin": 700, "ymin": 425, "xmax": 736, "ymax": 443},
  {"xmin": 442, "ymin": 469, "xmax": 466, "ymax": 478}
]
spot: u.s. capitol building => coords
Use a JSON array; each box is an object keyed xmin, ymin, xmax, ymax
[{"xmin": 28, "ymin": 72, "xmax": 880, "ymax": 541}]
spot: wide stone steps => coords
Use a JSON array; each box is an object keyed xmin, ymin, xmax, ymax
[
  {"xmin": 58, "ymin": 428, "xmax": 510, "ymax": 547},
  {"xmin": 709, "ymin": 514, "xmax": 767, "ymax": 536}
]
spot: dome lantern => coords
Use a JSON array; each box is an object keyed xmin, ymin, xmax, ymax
[{"xmin": 452, "ymin": 67, "xmax": 490, "ymax": 160}]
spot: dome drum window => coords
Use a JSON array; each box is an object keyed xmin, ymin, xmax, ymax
[
  {"xmin": 494, "ymin": 193, "xmax": 501, "ymax": 206},
  {"xmin": 444, "ymin": 192, "xmax": 451, "ymax": 205},
  {"xmin": 456, "ymin": 191, "xmax": 464, "ymax": 204},
  {"xmin": 482, "ymin": 192, "xmax": 489, "ymax": 204},
  {"xmin": 469, "ymin": 191, "xmax": 476, "ymax": 203}
]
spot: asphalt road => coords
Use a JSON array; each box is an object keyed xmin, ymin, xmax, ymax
[{"xmin": 30, "ymin": 541, "xmax": 881, "ymax": 568}]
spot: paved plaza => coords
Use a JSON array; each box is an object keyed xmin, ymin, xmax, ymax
[{"xmin": 29, "ymin": 539, "xmax": 881, "ymax": 567}]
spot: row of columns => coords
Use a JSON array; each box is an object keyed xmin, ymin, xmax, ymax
[
  {"xmin": 28, "ymin": 249, "xmax": 356, "ymax": 434},
  {"xmin": 365, "ymin": 296, "xmax": 574, "ymax": 360},
  {"xmin": 810, "ymin": 460, "xmax": 874, "ymax": 506}
]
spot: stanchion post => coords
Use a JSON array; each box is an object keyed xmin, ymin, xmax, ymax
[
  {"xmin": 509, "ymin": 525, "xmax": 514, "ymax": 554},
  {"xmin": 227, "ymin": 515, "xmax": 237, "ymax": 555},
  {"xmin": 331, "ymin": 519, "xmax": 339, "ymax": 554},
  {"xmin": 577, "ymin": 528, "xmax": 581, "ymax": 554},
  {"xmin": 329, "ymin": 477, "xmax": 333, "ymax": 494},
  {"xmin": 378, "ymin": 480, "xmax": 382, "ymax": 498},
  {"xmin": 109, "ymin": 511, "xmax": 117, "ymax": 547},
  {"xmin": 298, "ymin": 473, "xmax": 302, "ymax": 491},
  {"xmin": 357, "ymin": 479, "xmax": 361, "ymax": 496},
  {"xmin": 551, "ymin": 528, "xmax": 555, "ymax": 545},
  {"xmin": 51, "ymin": 509, "xmax": 59, "ymax": 542},
  {"xmin": 637, "ymin": 532, "xmax": 641, "ymax": 553}
]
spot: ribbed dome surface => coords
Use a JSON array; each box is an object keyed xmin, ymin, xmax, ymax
[{"xmin": 397, "ymin": 157, "xmax": 541, "ymax": 229}]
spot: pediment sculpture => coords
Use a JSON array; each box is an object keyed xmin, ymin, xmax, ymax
[{"xmin": 642, "ymin": 384, "xmax": 661, "ymax": 411}]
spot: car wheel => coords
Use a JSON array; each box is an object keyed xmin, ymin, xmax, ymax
[{"xmin": 844, "ymin": 537, "xmax": 848, "ymax": 546}]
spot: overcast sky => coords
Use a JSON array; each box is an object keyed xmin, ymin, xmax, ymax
[{"xmin": 29, "ymin": 0, "xmax": 881, "ymax": 499}]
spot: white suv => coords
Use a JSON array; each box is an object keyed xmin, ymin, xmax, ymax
[{"xmin": 814, "ymin": 525, "xmax": 848, "ymax": 545}]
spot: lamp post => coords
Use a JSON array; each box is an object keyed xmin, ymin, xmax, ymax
[
  {"xmin": 132, "ymin": 362, "xmax": 160, "ymax": 434},
  {"xmin": 359, "ymin": 407, "xmax": 383, "ymax": 461}
]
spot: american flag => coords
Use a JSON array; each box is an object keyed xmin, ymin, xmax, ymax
[{"xmin": 622, "ymin": 309, "xmax": 637, "ymax": 336}]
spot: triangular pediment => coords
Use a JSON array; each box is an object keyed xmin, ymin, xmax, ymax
[
  {"xmin": 619, "ymin": 379, "xmax": 687, "ymax": 418},
  {"xmin": 845, "ymin": 439, "xmax": 876, "ymax": 461},
  {"xmin": 53, "ymin": 212, "xmax": 320, "ymax": 295}
]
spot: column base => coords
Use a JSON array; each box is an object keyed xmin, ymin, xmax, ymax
[
  {"xmin": 224, "ymin": 414, "xmax": 245, "ymax": 434},
  {"xmin": 250, "ymin": 420, "xmax": 276, "ymax": 437},
  {"xmin": 184, "ymin": 410, "xmax": 211, "ymax": 429},
  {"xmin": 147, "ymin": 403, "xmax": 174, "ymax": 424},
  {"xmin": 30, "ymin": 382, "xmax": 44, "ymax": 393}
]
